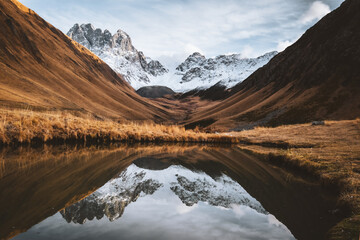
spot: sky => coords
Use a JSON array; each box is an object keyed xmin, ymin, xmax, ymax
[{"xmin": 21, "ymin": 0, "xmax": 344, "ymax": 67}]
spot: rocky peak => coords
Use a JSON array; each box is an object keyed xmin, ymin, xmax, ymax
[
  {"xmin": 67, "ymin": 23, "xmax": 168, "ymax": 87},
  {"xmin": 67, "ymin": 23, "xmax": 113, "ymax": 50},
  {"xmin": 111, "ymin": 29, "xmax": 135, "ymax": 52},
  {"xmin": 189, "ymin": 52, "xmax": 206, "ymax": 59},
  {"xmin": 176, "ymin": 52, "xmax": 206, "ymax": 72}
]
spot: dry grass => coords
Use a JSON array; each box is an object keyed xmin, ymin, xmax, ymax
[
  {"xmin": 0, "ymin": 108, "xmax": 238, "ymax": 145},
  {"xmin": 230, "ymin": 119, "xmax": 360, "ymax": 238}
]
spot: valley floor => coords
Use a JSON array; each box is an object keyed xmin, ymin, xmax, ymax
[{"xmin": 1, "ymin": 107, "xmax": 359, "ymax": 239}]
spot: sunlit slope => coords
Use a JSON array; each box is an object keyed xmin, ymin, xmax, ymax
[{"xmin": 0, "ymin": 0, "xmax": 169, "ymax": 121}]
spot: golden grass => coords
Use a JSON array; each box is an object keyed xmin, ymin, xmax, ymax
[
  {"xmin": 0, "ymin": 108, "xmax": 238, "ymax": 145},
  {"xmin": 230, "ymin": 119, "xmax": 360, "ymax": 238}
]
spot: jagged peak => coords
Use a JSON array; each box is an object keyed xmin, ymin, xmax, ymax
[
  {"xmin": 185, "ymin": 52, "xmax": 206, "ymax": 61},
  {"xmin": 189, "ymin": 52, "xmax": 205, "ymax": 58},
  {"xmin": 114, "ymin": 29, "xmax": 131, "ymax": 38},
  {"xmin": 80, "ymin": 23, "xmax": 95, "ymax": 30}
]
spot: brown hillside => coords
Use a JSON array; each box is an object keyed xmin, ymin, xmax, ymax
[
  {"xmin": 0, "ymin": 0, "xmax": 170, "ymax": 122},
  {"xmin": 186, "ymin": 0, "xmax": 360, "ymax": 131}
]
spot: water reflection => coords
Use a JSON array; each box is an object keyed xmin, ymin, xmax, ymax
[
  {"xmin": 60, "ymin": 163, "xmax": 268, "ymax": 224},
  {"xmin": 18, "ymin": 163, "xmax": 294, "ymax": 240},
  {"xmin": 0, "ymin": 144, "xmax": 345, "ymax": 240}
]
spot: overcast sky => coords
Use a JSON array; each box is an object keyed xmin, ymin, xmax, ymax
[{"xmin": 21, "ymin": 0, "xmax": 344, "ymax": 66}]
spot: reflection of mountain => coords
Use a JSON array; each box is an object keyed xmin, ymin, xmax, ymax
[
  {"xmin": 61, "ymin": 168, "xmax": 163, "ymax": 223},
  {"xmin": 61, "ymin": 162, "xmax": 266, "ymax": 224},
  {"xmin": 170, "ymin": 174, "xmax": 266, "ymax": 213}
]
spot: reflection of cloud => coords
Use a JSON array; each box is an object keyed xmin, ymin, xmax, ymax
[
  {"xmin": 231, "ymin": 204, "xmax": 246, "ymax": 217},
  {"xmin": 300, "ymin": 1, "xmax": 331, "ymax": 24},
  {"xmin": 176, "ymin": 203, "xmax": 198, "ymax": 214}
]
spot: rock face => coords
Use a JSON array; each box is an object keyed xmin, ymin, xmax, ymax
[
  {"xmin": 67, "ymin": 23, "xmax": 168, "ymax": 88},
  {"xmin": 136, "ymin": 86, "xmax": 175, "ymax": 98}
]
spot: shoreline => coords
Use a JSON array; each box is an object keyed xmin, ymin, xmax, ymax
[{"xmin": 1, "ymin": 108, "xmax": 359, "ymax": 239}]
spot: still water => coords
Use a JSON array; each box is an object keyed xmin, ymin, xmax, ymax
[{"xmin": 0, "ymin": 144, "xmax": 344, "ymax": 240}]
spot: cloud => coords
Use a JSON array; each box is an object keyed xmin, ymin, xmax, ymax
[
  {"xmin": 300, "ymin": 1, "xmax": 331, "ymax": 24},
  {"xmin": 276, "ymin": 40, "xmax": 294, "ymax": 52},
  {"xmin": 21, "ymin": 0, "xmax": 343, "ymax": 67},
  {"xmin": 184, "ymin": 43, "xmax": 204, "ymax": 55},
  {"xmin": 240, "ymin": 45, "xmax": 255, "ymax": 58}
]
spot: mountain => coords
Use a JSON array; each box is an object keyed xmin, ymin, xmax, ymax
[
  {"xmin": 172, "ymin": 51, "xmax": 278, "ymax": 90},
  {"xmin": 67, "ymin": 24, "xmax": 277, "ymax": 92},
  {"xmin": 67, "ymin": 23, "xmax": 168, "ymax": 89},
  {"xmin": 0, "ymin": 0, "xmax": 169, "ymax": 121},
  {"xmin": 186, "ymin": 0, "xmax": 360, "ymax": 130}
]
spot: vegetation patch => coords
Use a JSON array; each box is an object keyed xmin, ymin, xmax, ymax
[{"xmin": 0, "ymin": 109, "xmax": 237, "ymax": 146}]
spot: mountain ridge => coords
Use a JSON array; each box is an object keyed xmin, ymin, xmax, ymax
[{"xmin": 67, "ymin": 23, "xmax": 277, "ymax": 92}]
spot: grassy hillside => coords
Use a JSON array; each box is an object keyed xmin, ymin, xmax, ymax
[
  {"xmin": 186, "ymin": 0, "xmax": 360, "ymax": 131},
  {"xmin": 0, "ymin": 0, "xmax": 171, "ymax": 122}
]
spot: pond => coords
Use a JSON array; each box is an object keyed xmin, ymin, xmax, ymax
[{"xmin": 0, "ymin": 144, "xmax": 345, "ymax": 240}]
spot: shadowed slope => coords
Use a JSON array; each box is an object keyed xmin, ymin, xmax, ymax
[
  {"xmin": 187, "ymin": 0, "xmax": 360, "ymax": 130},
  {"xmin": 0, "ymin": 0, "xmax": 169, "ymax": 122}
]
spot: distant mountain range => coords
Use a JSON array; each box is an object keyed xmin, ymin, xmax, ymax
[{"xmin": 67, "ymin": 24, "xmax": 277, "ymax": 92}]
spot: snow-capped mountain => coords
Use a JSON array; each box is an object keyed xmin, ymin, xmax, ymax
[
  {"xmin": 67, "ymin": 23, "xmax": 168, "ymax": 89},
  {"xmin": 67, "ymin": 23, "xmax": 277, "ymax": 92},
  {"xmin": 178, "ymin": 51, "xmax": 278, "ymax": 87},
  {"xmin": 147, "ymin": 51, "xmax": 277, "ymax": 92}
]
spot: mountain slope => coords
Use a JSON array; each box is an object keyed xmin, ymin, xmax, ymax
[
  {"xmin": 0, "ymin": 0, "xmax": 170, "ymax": 122},
  {"xmin": 186, "ymin": 0, "xmax": 360, "ymax": 130}
]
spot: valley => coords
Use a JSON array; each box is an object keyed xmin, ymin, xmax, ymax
[{"xmin": 0, "ymin": 0, "xmax": 359, "ymax": 239}]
